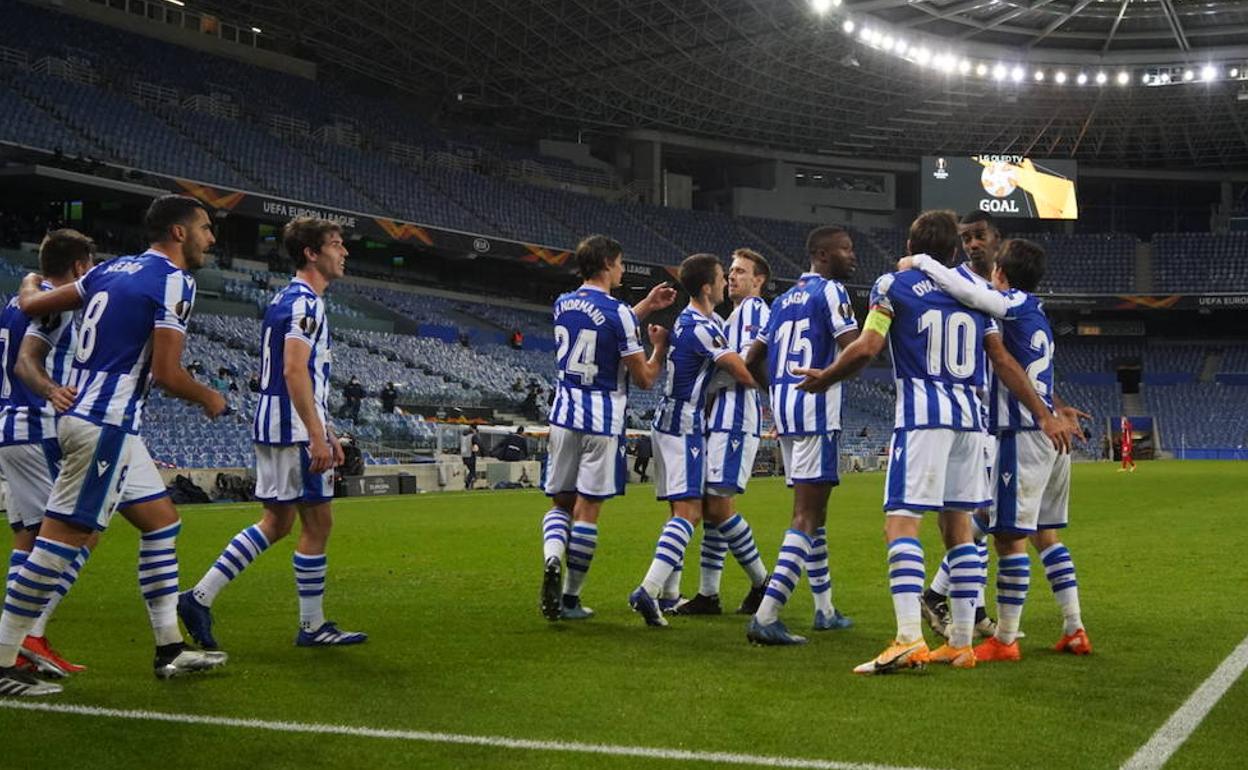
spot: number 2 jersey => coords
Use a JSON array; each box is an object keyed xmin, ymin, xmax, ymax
[
  {"xmin": 67, "ymin": 250, "xmax": 196, "ymax": 435},
  {"xmin": 548, "ymin": 285, "xmax": 643, "ymax": 436},
  {"xmin": 759, "ymin": 273, "xmax": 858, "ymax": 436},
  {"xmin": 870, "ymin": 269, "xmax": 997, "ymax": 432},
  {"xmin": 0, "ymin": 282, "xmax": 76, "ymax": 445},
  {"xmin": 253, "ymin": 277, "xmax": 331, "ymax": 445}
]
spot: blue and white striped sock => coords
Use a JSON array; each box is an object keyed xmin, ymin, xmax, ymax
[
  {"xmin": 661, "ymin": 562, "xmax": 683, "ymax": 603},
  {"xmin": 754, "ymin": 529, "xmax": 812, "ymax": 625},
  {"xmin": 6, "ymin": 549, "xmax": 29, "ymax": 594},
  {"xmin": 975, "ymin": 539, "xmax": 990, "ymax": 610},
  {"xmin": 697, "ymin": 521, "xmax": 728, "ymax": 596},
  {"xmin": 947, "ymin": 542, "xmax": 985, "ymax": 648},
  {"xmin": 995, "ymin": 553, "xmax": 1030, "ymax": 644},
  {"xmin": 807, "ymin": 526, "xmax": 834, "ymax": 615},
  {"xmin": 1041, "ymin": 543, "xmax": 1083, "ymax": 634},
  {"xmin": 929, "ymin": 554, "xmax": 951, "ymax": 596},
  {"xmin": 888, "ymin": 537, "xmax": 925, "ymax": 643},
  {"xmin": 139, "ymin": 521, "xmax": 183, "ymax": 646},
  {"xmin": 294, "ymin": 552, "xmax": 328, "ymax": 631},
  {"xmin": 0, "ymin": 537, "xmax": 74, "ymax": 665},
  {"xmin": 720, "ymin": 514, "xmax": 767, "ymax": 586},
  {"xmin": 641, "ymin": 517, "xmax": 694, "ymax": 598},
  {"xmin": 193, "ymin": 525, "xmax": 271, "ymax": 607},
  {"xmin": 542, "ymin": 508, "xmax": 571, "ymax": 562},
  {"xmin": 563, "ymin": 522, "xmax": 598, "ymax": 597},
  {"xmin": 30, "ymin": 545, "xmax": 91, "ymax": 638}
]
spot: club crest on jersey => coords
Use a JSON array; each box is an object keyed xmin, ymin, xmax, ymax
[
  {"xmin": 838, "ymin": 303, "xmax": 854, "ymax": 322},
  {"xmin": 174, "ymin": 299, "xmax": 193, "ymax": 322},
  {"xmin": 299, "ymin": 315, "xmax": 319, "ymax": 335}
]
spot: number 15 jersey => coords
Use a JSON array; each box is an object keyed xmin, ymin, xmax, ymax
[
  {"xmin": 548, "ymin": 284, "xmax": 643, "ymax": 436},
  {"xmin": 870, "ymin": 270, "xmax": 997, "ymax": 432},
  {"xmin": 759, "ymin": 272, "xmax": 858, "ymax": 436}
]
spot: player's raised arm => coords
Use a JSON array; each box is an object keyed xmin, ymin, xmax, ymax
[
  {"xmin": 901, "ymin": 254, "xmax": 1012, "ymax": 319},
  {"xmin": 632, "ymin": 282, "xmax": 677, "ymax": 320},
  {"xmin": 14, "ymin": 334, "xmax": 76, "ymax": 413},
  {"xmin": 622, "ymin": 324, "xmax": 669, "ymax": 388},
  {"xmin": 984, "ymin": 333, "xmax": 1071, "ymax": 453},
  {"xmin": 150, "ymin": 327, "xmax": 227, "ymax": 419},
  {"xmin": 18, "ymin": 274, "xmax": 83, "ymax": 318}
]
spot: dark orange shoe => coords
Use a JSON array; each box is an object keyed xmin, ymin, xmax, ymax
[
  {"xmin": 1053, "ymin": 628, "xmax": 1092, "ymax": 655},
  {"xmin": 22, "ymin": 636, "xmax": 86, "ymax": 675},
  {"xmin": 929, "ymin": 643, "xmax": 977, "ymax": 668},
  {"xmin": 974, "ymin": 636, "xmax": 1021, "ymax": 662}
]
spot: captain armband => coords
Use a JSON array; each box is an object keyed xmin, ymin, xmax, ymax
[{"xmin": 864, "ymin": 308, "xmax": 892, "ymax": 336}]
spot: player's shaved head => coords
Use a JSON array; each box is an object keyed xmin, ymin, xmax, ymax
[
  {"xmin": 907, "ymin": 210, "xmax": 960, "ymax": 266},
  {"xmin": 39, "ymin": 228, "xmax": 94, "ymax": 277},
  {"xmin": 995, "ymin": 238, "xmax": 1046, "ymax": 293}
]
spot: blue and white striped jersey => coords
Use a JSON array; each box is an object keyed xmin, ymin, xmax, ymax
[
  {"xmin": 986, "ymin": 292, "xmax": 1053, "ymax": 431},
  {"xmin": 870, "ymin": 268, "xmax": 997, "ymax": 432},
  {"xmin": 548, "ymin": 285, "xmax": 644, "ymax": 436},
  {"xmin": 66, "ymin": 251, "xmax": 196, "ymax": 434},
  {"xmin": 707, "ymin": 296, "xmax": 769, "ymax": 436},
  {"xmin": 758, "ymin": 273, "xmax": 858, "ymax": 436},
  {"xmin": 0, "ymin": 282, "xmax": 75, "ymax": 445},
  {"xmin": 653, "ymin": 306, "xmax": 732, "ymax": 436},
  {"xmin": 253, "ymin": 278, "xmax": 332, "ymax": 445}
]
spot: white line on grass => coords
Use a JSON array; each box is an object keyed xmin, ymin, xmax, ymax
[
  {"xmin": 1121, "ymin": 632, "xmax": 1248, "ymax": 770},
  {"xmin": 0, "ymin": 700, "xmax": 942, "ymax": 770}
]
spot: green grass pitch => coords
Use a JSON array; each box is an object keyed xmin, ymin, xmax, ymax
[{"xmin": 2, "ymin": 461, "xmax": 1246, "ymax": 769}]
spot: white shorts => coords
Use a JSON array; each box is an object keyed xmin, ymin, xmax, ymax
[
  {"xmin": 542, "ymin": 425, "xmax": 626, "ymax": 500},
  {"xmin": 884, "ymin": 428, "xmax": 990, "ymax": 514},
  {"xmin": 652, "ymin": 429, "xmax": 706, "ymax": 501},
  {"xmin": 706, "ymin": 431, "xmax": 760, "ymax": 496},
  {"xmin": 990, "ymin": 430, "xmax": 1071, "ymax": 532},
  {"xmin": 982, "ymin": 433, "xmax": 998, "ymax": 483},
  {"xmin": 778, "ymin": 432, "xmax": 841, "ymax": 487},
  {"xmin": 44, "ymin": 417, "xmax": 169, "ymax": 532},
  {"xmin": 0, "ymin": 440, "xmax": 61, "ymax": 531},
  {"xmin": 255, "ymin": 444, "xmax": 335, "ymax": 504}
]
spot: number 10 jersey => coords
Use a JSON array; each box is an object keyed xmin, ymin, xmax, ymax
[
  {"xmin": 548, "ymin": 284, "xmax": 643, "ymax": 436},
  {"xmin": 759, "ymin": 272, "xmax": 858, "ymax": 436}
]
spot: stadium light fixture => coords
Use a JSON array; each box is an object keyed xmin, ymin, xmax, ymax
[
  {"xmin": 881, "ymin": 35, "xmax": 894, "ymax": 50},
  {"xmin": 1076, "ymin": 72, "xmax": 1088, "ymax": 85},
  {"xmin": 1183, "ymin": 69, "xmax": 1195, "ymax": 81},
  {"xmin": 1034, "ymin": 69, "xmax": 1045, "ymax": 82},
  {"xmin": 915, "ymin": 48, "xmax": 932, "ymax": 67},
  {"xmin": 811, "ymin": 0, "xmax": 833, "ymax": 14},
  {"xmin": 992, "ymin": 63, "xmax": 1006, "ymax": 81},
  {"xmin": 1231, "ymin": 68, "xmax": 1240, "ymax": 78},
  {"xmin": 858, "ymin": 28, "xmax": 871, "ymax": 44},
  {"xmin": 251, "ymin": 26, "xmax": 262, "ymax": 34},
  {"xmin": 164, "ymin": 0, "xmax": 185, "ymax": 6},
  {"xmin": 842, "ymin": 19, "xmax": 855, "ymax": 34},
  {"xmin": 976, "ymin": 63, "xmax": 988, "ymax": 77},
  {"xmin": 1141, "ymin": 72, "xmax": 1151, "ymax": 85},
  {"xmin": 1201, "ymin": 65, "xmax": 1217, "ymax": 81},
  {"xmin": 1054, "ymin": 71, "xmax": 1067, "ymax": 85},
  {"xmin": 895, "ymin": 39, "xmax": 908, "ymax": 56},
  {"xmin": 1117, "ymin": 71, "xmax": 1130, "ymax": 86},
  {"xmin": 1011, "ymin": 66, "xmax": 1024, "ymax": 83},
  {"xmin": 959, "ymin": 59, "xmax": 972, "ymax": 75},
  {"xmin": 1095, "ymin": 71, "xmax": 1107, "ymax": 85}
]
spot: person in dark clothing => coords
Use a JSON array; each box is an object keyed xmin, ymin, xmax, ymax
[
  {"xmin": 248, "ymin": 373, "xmax": 261, "ymax": 394},
  {"xmin": 495, "ymin": 427, "xmax": 529, "ymax": 462},
  {"xmin": 633, "ymin": 433, "xmax": 652, "ymax": 482},
  {"xmin": 461, "ymin": 426, "xmax": 480, "ymax": 489},
  {"xmin": 341, "ymin": 376, "xmax": 365, "ymax": 422},
  {"xmin": 380, "ymin": 382, "xmax": 399, "ymax": 414}
]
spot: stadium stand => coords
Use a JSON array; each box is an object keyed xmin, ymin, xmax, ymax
[{"xmin": 1152, "ymin": 232, "xmax": 1248, "ymax": 292}]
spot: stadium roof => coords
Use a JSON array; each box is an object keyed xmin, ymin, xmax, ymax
[{"xmin": 196, "ymin": 0, "xmax": 1248, "ymax": 168}]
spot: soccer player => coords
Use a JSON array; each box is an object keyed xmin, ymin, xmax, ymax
[
  {"xmin": 0, "ymin": 230, "xmax": 96, "ymax": 678},
  {"xmin": 629, "ymin": 253, "xmax": 756, "ymax": 626},
  {"xmin": 540, "ymin": 235, "xmax": 674, "ymax": 621},
  {"xmin": 0, "ymin": 194, "xmax": 229, "ymax": 696},
  {"xmin": 742, "ymin": 226, "xmax": 861, "ymax": 645},
  {"xmin": 902, "ymin": 239, "xmax": 1092, "ymax": 660},
  {"xmin": 670, "ymin": 248, "xmax": 772, "ymax": 616},
  {"xmin": 1119, "ymin": 416, "xmax": 1136, "ymax": 472},
  {"xmin": 179, "ymin": 217, "xmax": 366, "ymax": 650},
  {"xmin": 793, "ymin": 210, "xmax": 1068, "ymax": 673}
]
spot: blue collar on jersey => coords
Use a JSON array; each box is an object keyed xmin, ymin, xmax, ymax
[
  {"xmin": 142, "ymin": 247, "xmax": 177, "ymax": 265},
  {"xmin": 576, "ymin": 283, "xmax": 609, "ymax": 294}
]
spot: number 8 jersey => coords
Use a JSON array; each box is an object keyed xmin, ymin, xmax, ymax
[
  {"xmin": 870, "ymin": 269, "xmax": 997, "ymax": 431},
  {"xmin": 67, "ymin": 250, "xmax": 196, "ymax": 434},
  {"xmin": 759, "ymin": 272, "xmax": 858, "ymax": 436},
  {"xmin": 549, "ymin": 284, "xmax": 643, "ymax": 436}
]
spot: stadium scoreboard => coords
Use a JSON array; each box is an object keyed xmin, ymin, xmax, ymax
[{"xmin": 922, "ymin": 155, "xmax": 1078, "ymax": 220}]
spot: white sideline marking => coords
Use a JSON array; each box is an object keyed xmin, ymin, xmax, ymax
[
  {"xmin": 0, "ymin": 701, "xmax": 940, "ymax": 770},
  {"xmin": 1121, "ymin": 633, "xmax": 1248, "ymax": 770}
]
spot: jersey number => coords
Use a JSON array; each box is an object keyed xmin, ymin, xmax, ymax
[
  {"xmin": 260, "ymin": 328, "xmax": 273, "ymax": 389},
  {"xmin": 772, "ymin": 319, "xmax": 812, "ymax": 379},
  {"xmin": 917, "ymin": 309, "xmax": 976, "ymax": 379},
  {"xmin": 555, "ymin": 327, "xmax": 599, "ymax": 386},
  {"xmin": 75, "ymin": 292, "xmax": 109, "ymax": 364},
  {"xmin": 1026, "ymin": 330, "xmax": 1052, "ymax": 397}
]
